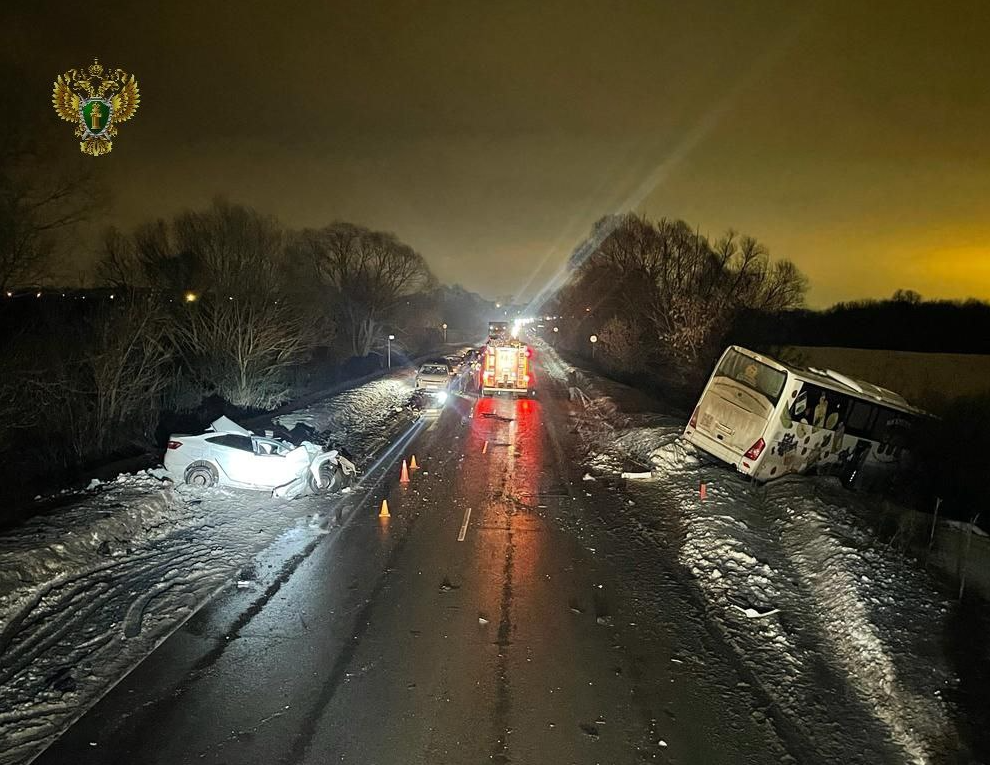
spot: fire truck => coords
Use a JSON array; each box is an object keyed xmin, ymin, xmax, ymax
[{"xmin": 480, "ymin": 340, "xmax": 535, "ymax": 396}]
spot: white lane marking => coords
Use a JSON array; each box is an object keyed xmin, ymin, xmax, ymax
[
  {"xmin": 457, "ymin": 507, "xmax": 472, "ymax": 542},
  {"xmin": 427, "ymin": 418, "xmax": 440, "ymax": 432}
]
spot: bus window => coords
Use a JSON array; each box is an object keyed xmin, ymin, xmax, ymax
[
  {"xmin": 792, "ymin": 383, "xmax": 848, "ymax": 430},
  {"xmin": 715, "ymin": 349, "xmax": 786, "ymax": 404},
  {"xmin": 872, "ymin": 409, "xmax": 914, "ymax": 447},
  {"xmin": 844, "ymin": 399, "xmax": 878, "ymax": 437}
]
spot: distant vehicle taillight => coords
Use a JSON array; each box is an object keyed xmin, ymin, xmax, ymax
[
  {"xmin": 743, "ymin": 438, "xmax": 766, "ymax": 460},
  {"xmin": 167, "ymin": 440, "xmax": 183, "ymax": 450},
  {"xmin": 689, "ymin": 406, "xmax": 700, "ymax": 428}
]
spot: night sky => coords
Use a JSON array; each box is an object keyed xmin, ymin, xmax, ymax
[{"xmin": 6, "ymin": 0, "xmax": 990, "ymax": 306}]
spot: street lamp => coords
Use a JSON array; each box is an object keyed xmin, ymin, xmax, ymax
[
  {"xmin": 442, "ymin": 323, "xmax": 448, "ymax": 343},
  {"xmin": 589, "ymin": 334, "xmax": 598, "ymax": 360},
  {"xmin": 552, "ymin": 325, "xmax": 559, "ymax": 348},
  {"xmin": 387, "ymin": 334, "xmax": 395, "ymax": 369}
]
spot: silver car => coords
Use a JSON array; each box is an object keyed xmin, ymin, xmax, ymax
[{"xmin": 415, "ymin": 362, "xmax": 453, "ymax": 392}]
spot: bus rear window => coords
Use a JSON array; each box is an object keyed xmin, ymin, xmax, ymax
[{"xmin": 715, "ymin": 349, "xmax": 787, "ymax": 404}]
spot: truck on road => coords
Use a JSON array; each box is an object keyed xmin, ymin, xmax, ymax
[{"xmin": 480, "ymin": 340, "xmax": 534, "ymax": 396}]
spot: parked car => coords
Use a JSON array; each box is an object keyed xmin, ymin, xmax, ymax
[
  {"xmin": 164, "ymin": 416, "xmax": 355, "ymax": 495},
  {"xmin": 415, "ymin": 361, "xmax": 453, "ymax": 392}
]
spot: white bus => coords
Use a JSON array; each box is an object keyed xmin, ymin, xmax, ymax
[{"xmin": 683, "ymin": 346, "xmax": 926, "ymax": 489}]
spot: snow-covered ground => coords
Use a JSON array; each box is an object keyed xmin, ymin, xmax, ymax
[
  {"xmin": 0, "ymin": 373, "xmax": 417, "ymax": 765},
  {"xmin": 539, "ymin": 341, "xmax": 962, "ymax": 763}
]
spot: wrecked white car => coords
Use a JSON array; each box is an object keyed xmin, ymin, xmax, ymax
[{"xmin": 163, "ymin": 416, "xmax": 355, "ymax": 497}]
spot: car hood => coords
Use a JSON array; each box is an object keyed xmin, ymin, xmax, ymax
[{"xmin": 208, "ymin": 415, "xmax": 253, "ymax": 435}]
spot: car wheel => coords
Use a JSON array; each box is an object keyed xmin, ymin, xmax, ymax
[
  {"xmin": 184, "ymin": 461, "xmax": 218, "ymax": 488},
  {"xmin": 309, "ymin": 464, "xmax": 344, "ymax": 494}
]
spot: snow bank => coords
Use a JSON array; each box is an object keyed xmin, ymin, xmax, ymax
[
  {"xmin": 539, "ymin": 340, "xmax": 959, "ymax": 763},
  {"xmin": 0, "ymin": 472, "xmax": 186, "ymax": 615}
]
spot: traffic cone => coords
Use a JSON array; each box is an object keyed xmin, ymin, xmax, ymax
[
  {"xmin": 379, "ymin": 499, "xmax": 390, "ymax": 518},
  {"xmin": 699, "ymin": 482, "xmax": 708, "ymax": 500},
  {"xmin": 400, "ymin": 459, "xmax": 410, "ymax": 483},
  {"xmin": 482, "ymin": 441, "xmax": 489, "ymax": 454},
  {"xmin": 410, "ymin": 455, "xmax": 419, "ymax": 470}
]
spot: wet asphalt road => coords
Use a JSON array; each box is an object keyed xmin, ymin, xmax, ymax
[{"xmin": 36, "ymin": 370, "xmax": 783, "ymax": 764}]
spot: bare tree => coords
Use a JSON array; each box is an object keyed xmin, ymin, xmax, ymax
[
  {"xmin": 172, "ymin": 296, "xmax": 320, "ymax": 409},
  {"xmin": 598, "ymin": 316, "xmax": 644, "ymax": 374},
  {"xmin": 0, "ymin": 69, "xmax": 105, "ymax": 291},
  {"xmin": 96, "ymin": 199, "xmax": 331, "ymax": 410},
  {"xmin": 559, "ymin": 213, "xmax": 807, "ymax": 376},
  {"xmin": 12, "ymin": 297, "xmax": 174, "ymax": 463},
  {"xmin": 293, "ymin": 223, "xmax": 436, "ymax": 357}
]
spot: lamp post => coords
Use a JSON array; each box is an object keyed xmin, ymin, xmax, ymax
[
  {"xmin": 589, "ymin": 334, "xmax": 598, "ymax": 360},
  {"xmin": 387, "ymin": 334, "xmax": 395, "ymax": 369},
  {"xmin": 552, "ymin": 326, "xmax": 559, "ymax": 348},
  {"xmin": 442, "ymin": 323, "xmax": 448, "ymax": 343}
]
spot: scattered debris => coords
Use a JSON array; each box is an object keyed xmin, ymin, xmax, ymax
[
  {"xmin": 579, "ymin": 722, "xmax": 600, "ymax": 739},
  {"xmin": 730, "ymin": 604, "xmax": 780, "ymax": 619},
  {"xmin": 439, "ymin": 576, "xmax": 460, "ymax": 593},
  {"xmin": 620, "ymin": 471, "xmax": 653, "ymax": 480}
]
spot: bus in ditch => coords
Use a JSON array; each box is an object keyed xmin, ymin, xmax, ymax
[{"xmin": 682, "ymin": 346, "xmax": 926, "ymax": 489}]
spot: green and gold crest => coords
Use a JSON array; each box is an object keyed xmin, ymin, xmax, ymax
[{"xmin": 52, "ymin": 59, "xmax": 139, "ymax": 156}]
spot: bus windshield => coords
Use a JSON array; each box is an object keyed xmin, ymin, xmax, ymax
[{"xmin": 715, "ymin": 349, "xmax": 787, "ymax": 404}]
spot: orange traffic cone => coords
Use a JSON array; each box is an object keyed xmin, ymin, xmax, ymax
[
  {"xmin": 379, "ymin": 499, "xmax": 390, "ymax": 518},
  {"xmin": 410, "ymin": 455, "xmax": 419, "ymax": 470},
  {"xmin": 699, "ymin": 482, "xmax": 708, "ymax": 500},
  {"xmin": 400, "ymin": 459, "xmax": 410, "ymax": 483}
]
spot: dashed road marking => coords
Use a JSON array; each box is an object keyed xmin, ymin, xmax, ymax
[{"xmin": 457, "ymin": 507, "xmax": 472, "ymax": 542}]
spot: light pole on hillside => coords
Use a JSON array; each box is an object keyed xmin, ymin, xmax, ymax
[
  {"xmin": 590, "ymin": 334, "xmax": 598, "ymax": 360},
  {"xmin": 442, "ymin": 323, "xmax": 448, "ymax": 343},
  {"xmin": 388, "ymin": 334, "xmax": 395, "ymax": 369}
]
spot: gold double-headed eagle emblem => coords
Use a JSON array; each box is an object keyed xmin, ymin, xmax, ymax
[{"xmin": 52, "ymin": 59, "xmax": 140, "ymax": 156}]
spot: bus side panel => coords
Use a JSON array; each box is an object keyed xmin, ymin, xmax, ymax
[
  {"xmin": 753, "ymin": 379, "xmax": 894, "ymax": 484},
  {"xmin": 749, "ymin": 376, "xmax": 802, "ymax": 481}
]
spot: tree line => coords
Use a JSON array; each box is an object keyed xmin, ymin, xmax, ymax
[
  {"xmin": 732, "ymin": 292, "xmax": 990, "ymax": 355},
  {"xmin": 548, "ymin": 213, "xmax": 807, "ymax": 401},
  {"xmin": 0, "ymin": 193, "xmax": 484, "ymax": 496}
]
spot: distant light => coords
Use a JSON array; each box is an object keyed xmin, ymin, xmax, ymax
[
  {"xmin": 184, "ymin": 292, "xmax": 197, "ymax": 303},
  {"xmin": 585, "ymin": 307, "xmax": 591, "ymax": 312},
  {"xmin": 590, "ymin": 334, "xmax": 598, "ymax": 343},
  {"xmin": 110, "ymin": 293, "xmax": 115, "ymax": 300},
  {"xmin": 388, "ymin": 334, "xmax": 395, "ymax": 340},
  {"xmin": 228, "ymin": 296, "xmax": 233, "ymax": 301},
  {"xmin": 495, "ymin": 303, "xmax": 501, "ymax": 308},
  {"xmin": 4, "ymin": 291, "xmax": 11, "ymax": 298},
  {"xmin": 442, "ymin": 323, "xmax": 447, "ymax": 329},
  {"xmin": 36, "ymin": 292, "xmax": 41, "ymax": 298},
  {"xmin": 553, "ymin": 326, "xmax": 559, "ymax": 333}
]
